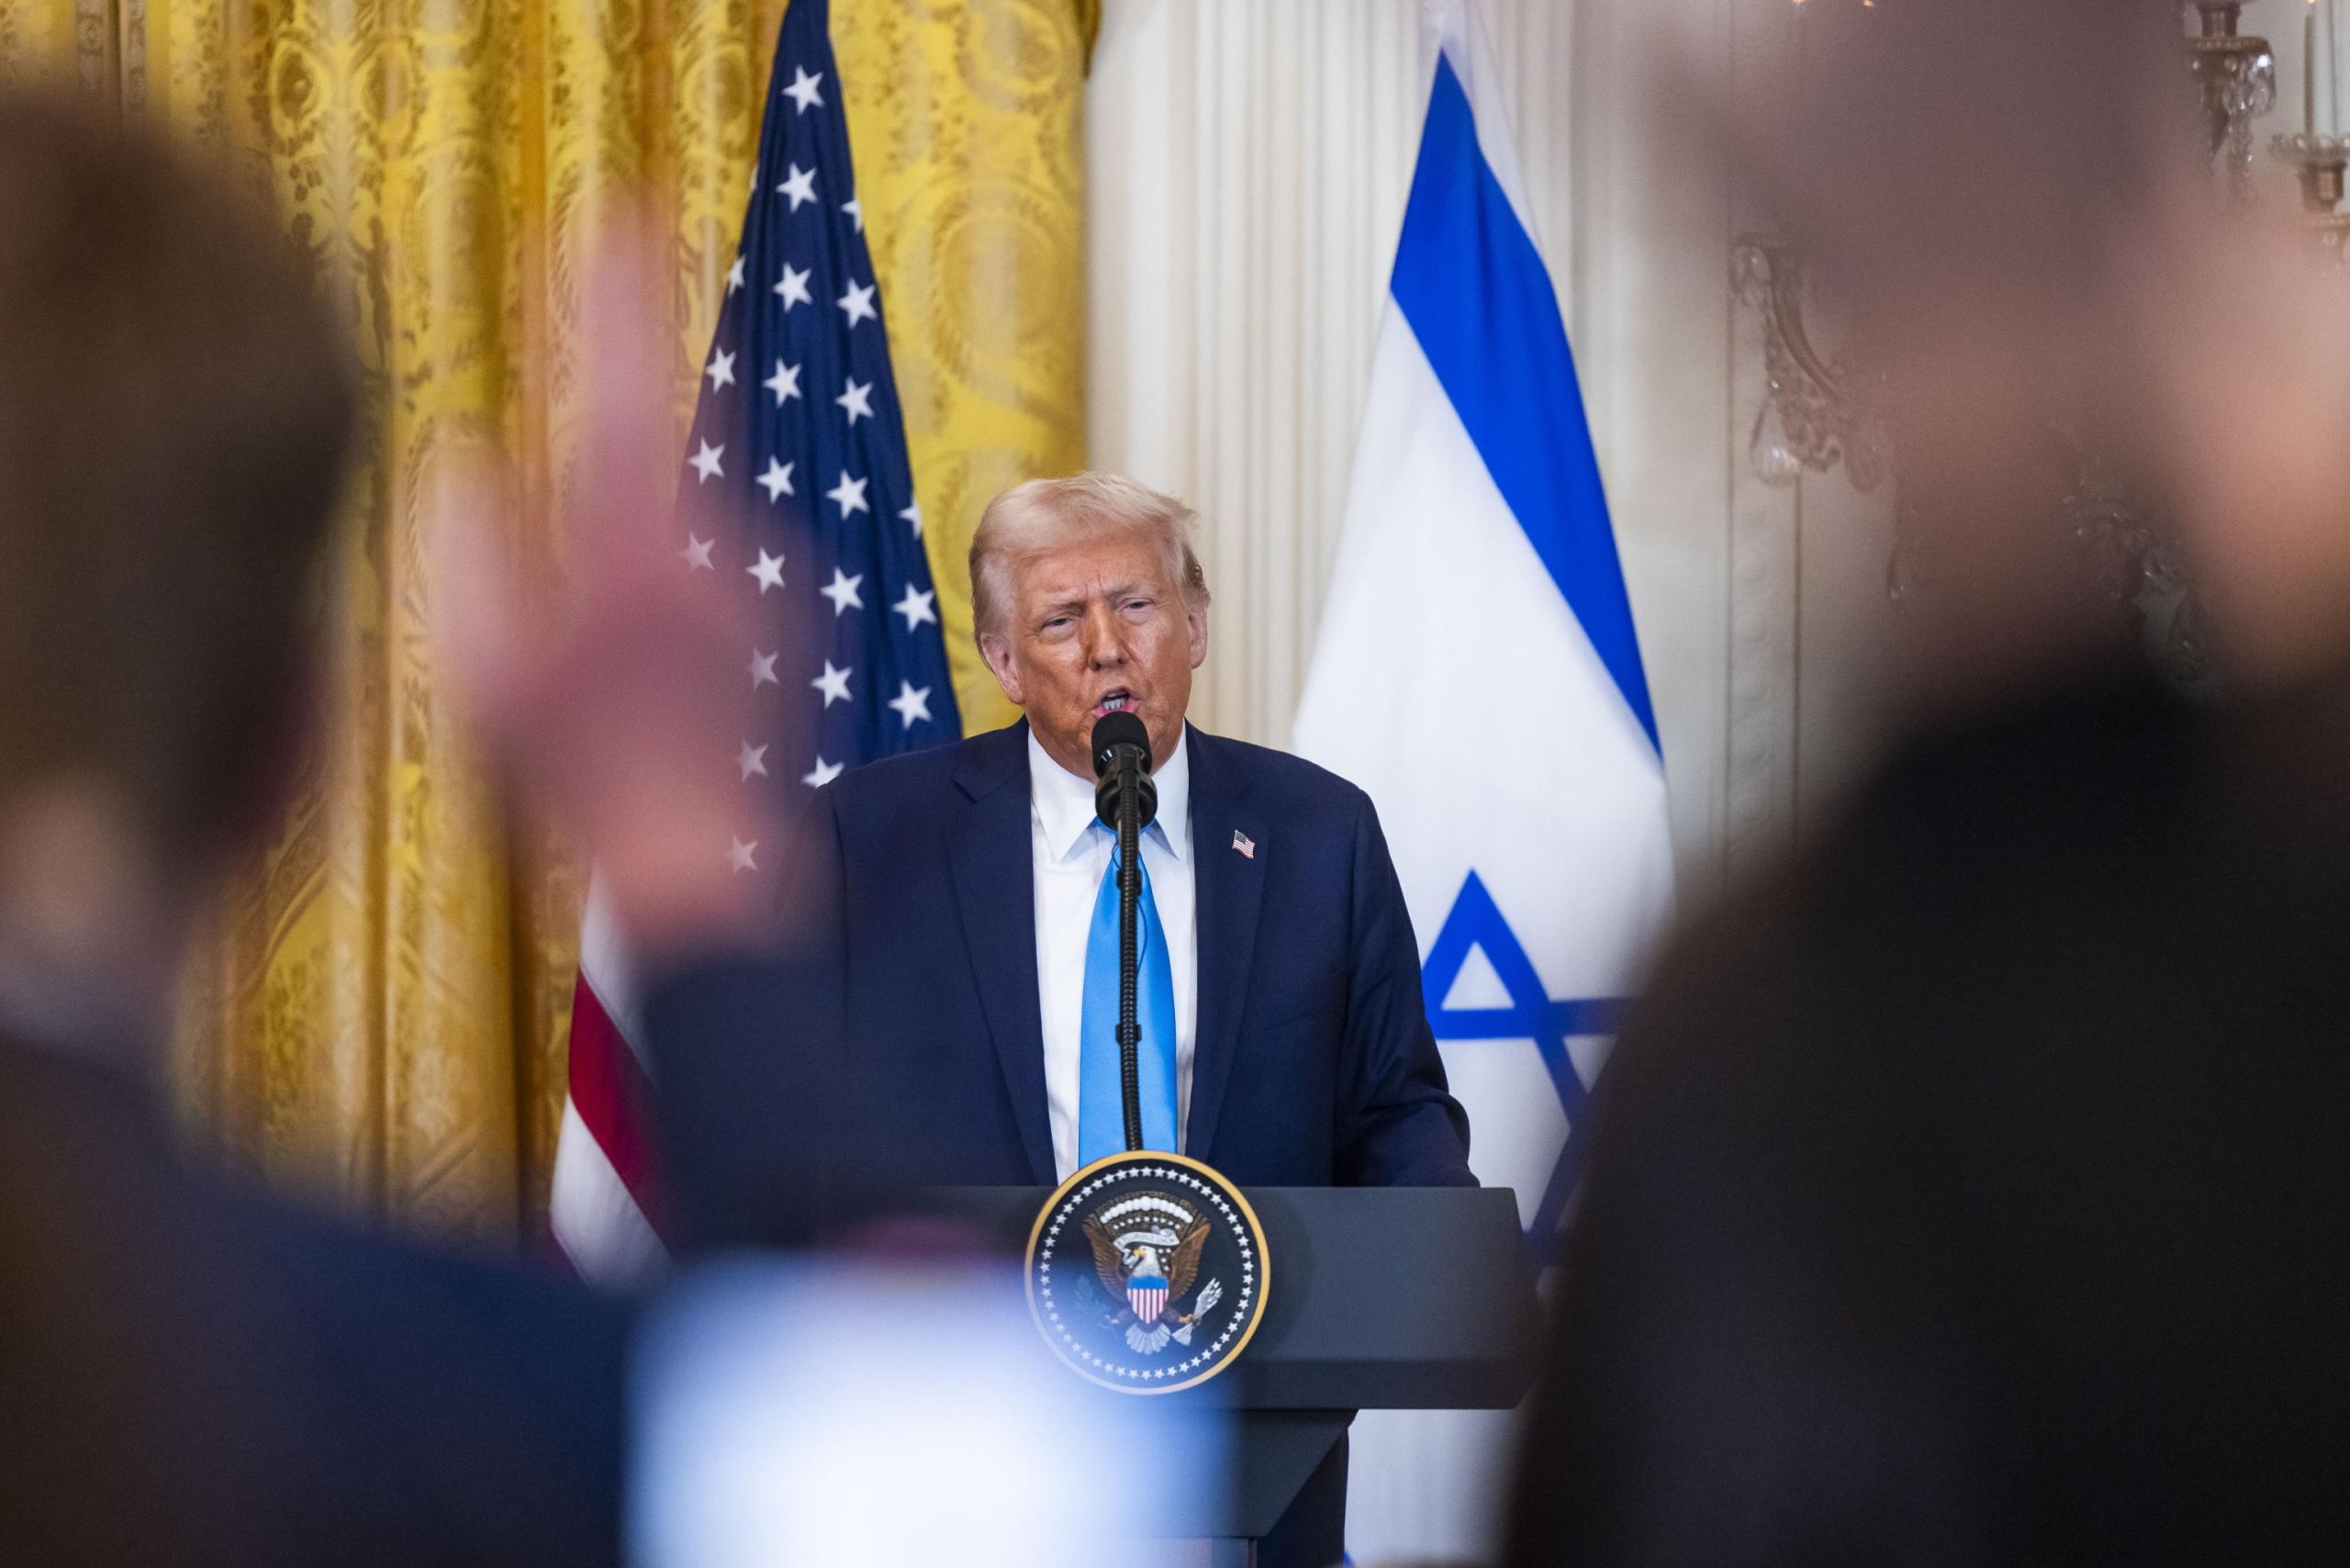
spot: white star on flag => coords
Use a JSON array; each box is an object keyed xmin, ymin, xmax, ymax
[
  {"xmin": 841, "ymin": 196, "xmax": 863, "ymax": 232},
  {"xmin": 777, "ymin": 162, "xmax": 817, "ymax": 210},
  {"xmin": 887, "ymin": 680, "xmax": 932, "ymax": 728},
  {"xmin": 746, "ymin": 549, "xmax": 787, "ymax": 593},
  {"xmin": 726, "ymin": 255, "xmax": 744, "ymax": 294},
  {"xmin": 748, "ymin": 648, "xmax": 779, "ymax": 689},
  {"xmin": 688, "ymin": 441, "xmax": 724, "ymax": 482},
  {"xmin": 765, "ymin": 359, "xmax": 801, "ymax": 405},
  {"xmin": 776, "ymin": 263, "xmax": 812, "ymax": 309},
  {"xmin": 739, "ymin": 742, "xmax": 768, "ymax": 781},
  {"xmin": 705, "ymin": 348, "xmax": 736, "ymax": 390},
  {"xmin": 899, "ymin": 501, "xmax": 923, "ymax": 538},
  {"xmin": 803, "ymin": 756, "xmax": 845, "ymax": 788},
  {"xmin": 757, "ymin": 458, "xmax": 795, "ymax": 502},
  {"xmin": 821, "ymin": 568, "xmax": 865, "ymax": 615},
  {"xmin": 827, "ymin": 471, "xmax": 870, "ymax": 516},
  {"xmin": 811, "ymin": 660, "xmax": 853, "ymax": 707},
  {"xmin": 892, "ymin": 583, "xmax": 937, "ymax": 630},
  {"xmin": 836, "ymin": 376, "xmax": 874, "ymax": 424},
  {"xmin": 729, "ymin": 837, "xmax": 759, "ymax": 873},
  {"xmin": 783, "ymin": 65, "xmax": 823, "ymax": 113},
  {"xmin": 680, "ymin": 534, "xmax": 715, "ymax": 571},
  {"xmin": 835, "ymin": 279, "xmax": 877, "ymax": 328}
]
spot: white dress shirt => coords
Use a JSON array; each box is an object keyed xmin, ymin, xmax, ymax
[{"xmin": 1029, "ymin": 726, "xmax": 1198, "ymax": 1181}]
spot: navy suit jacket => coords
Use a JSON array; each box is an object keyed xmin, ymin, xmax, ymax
[
  {"xmin": 0, "ymin": 1038, "xmax": 627, "ymax": 1568},
  {"xmin": 648, "ymin": 721, "xmax": 1472, "ymax": 1243}
]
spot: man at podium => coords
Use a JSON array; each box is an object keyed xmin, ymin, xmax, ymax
[
  {"xmin": 658, "ymin": 473, "xmax": 1471, "ymax": 1203},
  {"xmin": 653, "ymin": 472, "xmax": 1474, "ymax": 1567}
]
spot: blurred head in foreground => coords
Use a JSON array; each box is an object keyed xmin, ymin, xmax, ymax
[
  {"xmin": 0, "ymin": 90, "xmax": 640, "ymax": 1568},
  {"xmin": 1505, "ymin": 4, "xmax": 2350, "ymax": 1564},
  {"xmin": 1727, "ymin": 0, "xmax": 2350, "ymax": 707},
  {"xmin": 0, "ymin": 89, "xmax": 352, "ymax": 1052}
]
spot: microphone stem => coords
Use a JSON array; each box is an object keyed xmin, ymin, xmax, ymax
[{"xmin": 1117, "ymin": 759, "xmax": 1144, "ymax": 1152}]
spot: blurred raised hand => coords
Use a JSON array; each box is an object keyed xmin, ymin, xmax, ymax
[{"xmin": 433, "ymin": 219, "xmax": 808, "ymax": 965}]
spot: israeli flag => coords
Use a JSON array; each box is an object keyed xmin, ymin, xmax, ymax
[{"xmin": 1292, "ymin": 3, "xmax": 1673, "ymax": 1555}]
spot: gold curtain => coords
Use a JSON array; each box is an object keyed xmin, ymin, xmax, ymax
[
  {"xmin": 0, "ymin": 0, "xmax": 1087, "ymax": 1250},
  {"xmin": 834, "ymin": 0, "xmax": 1089, "ymax": 734}
]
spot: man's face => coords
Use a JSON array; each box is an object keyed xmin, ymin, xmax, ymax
[{"xmin": 979, "ymin": 528, "xmax": 1207, "ymax": 780}]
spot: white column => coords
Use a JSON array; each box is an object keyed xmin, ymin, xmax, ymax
[{"xmin": 1088, "ymin": 0, "xmax": 1419, "ymax": 752}]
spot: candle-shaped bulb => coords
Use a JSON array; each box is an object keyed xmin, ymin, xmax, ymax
[
  {"xmin": 2329, "ymin": 0, "xmax": 2340, "ymax": 140},
  {"xmin": 2310, "ymin": 3, "xmax": 2320, "ymax": 139}
]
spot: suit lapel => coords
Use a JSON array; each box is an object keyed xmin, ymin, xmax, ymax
[
  {"xmin": 946, "ymin": 723, "xmax": 1056, "ymax": 1184},
  {"xmin": 1182, "ymin": 727, "xmax": 1265, "ymax": 1163}
]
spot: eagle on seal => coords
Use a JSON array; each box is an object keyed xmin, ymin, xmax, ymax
[{"xmin": 1082, "ymin": 1211, "xmax": 1224, "ymax": 1354}]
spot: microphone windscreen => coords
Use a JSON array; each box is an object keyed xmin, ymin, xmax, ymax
[{"xmin": 1090, "ymin": 710, "xmax": 1151, "ymax": 777}]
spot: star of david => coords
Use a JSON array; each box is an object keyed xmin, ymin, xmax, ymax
[{"xmin": 1419, "ymin": 870, "xmax": 1628, "ymax": 1256}]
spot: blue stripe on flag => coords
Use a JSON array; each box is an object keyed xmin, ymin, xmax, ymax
[{"xmin": 1390, "ymin": 56, "xmax": 1658, "ymax": 754}]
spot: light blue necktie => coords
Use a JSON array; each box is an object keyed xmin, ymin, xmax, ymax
[{"xmin": 1078, "ymin": 837, "xmax": 1179, "ymax": 1166}]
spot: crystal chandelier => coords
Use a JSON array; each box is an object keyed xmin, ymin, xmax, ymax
[
  {"xmin": 1726, "ymin": 2, "xmax": 2337, "ymax": 685},
  {"xmin": 2189, "ymin": 2, "xmax": 2277, "ymax": 186}
]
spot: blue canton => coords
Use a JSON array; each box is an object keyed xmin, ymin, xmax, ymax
[{"xmin": 680, "ymin": 0, "xmax": 957, "ymax": 813}]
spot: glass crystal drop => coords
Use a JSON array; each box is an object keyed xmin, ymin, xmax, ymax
[{"xmin": 1751, "ymin": 399, "xmax": 1801, "ymax": 487}]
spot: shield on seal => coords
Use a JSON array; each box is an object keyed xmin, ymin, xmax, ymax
[{"xmin": 1126, "ymin": 1275, "xmax": 1169, "ymax": 1324}]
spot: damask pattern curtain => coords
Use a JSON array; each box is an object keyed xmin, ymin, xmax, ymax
[{"xmin": 0, "ymin": 0, "xmax": 1086, "ymax": 1249}]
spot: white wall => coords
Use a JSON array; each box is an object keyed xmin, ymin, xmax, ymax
[
  {"xmin": 1087, "ymin": 0, "xmax": 1418, "ymax": 756},
  {"xmin": 1086, "ymin": 1, "xmax": 1897, "ymax": 1560}
]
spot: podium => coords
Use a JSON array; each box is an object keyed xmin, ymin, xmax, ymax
[{"xmin": 938, "ymin": 1185, "xmax": 1543, "ymax": 1566}]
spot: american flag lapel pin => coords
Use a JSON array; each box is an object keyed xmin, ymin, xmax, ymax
[{"xmin": 1232, "ymin": 829, "xmax": 1256, "ymax": 859}]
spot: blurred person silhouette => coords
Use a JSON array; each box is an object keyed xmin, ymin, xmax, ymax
[
  {"xmin": 1506, "ymin": 2, "xmax": 2348, "ymax": 1563},
  {"xmin": 0, "ymin": 89, "xmax": 627, "ymax": 1567}
]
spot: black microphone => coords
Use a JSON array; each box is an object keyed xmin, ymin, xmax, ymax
[
  {"xmin": 1090, "ymin": 709, "xmax": 1156, "ymax": 1152},
  {"xmin": 1091, "ymin": 709, "xmax": 1157, "ymax": 831}
]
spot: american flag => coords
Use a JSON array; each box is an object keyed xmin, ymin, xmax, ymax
[{"xmin": 550, "ymin": 0, "xmax": 960, "ymax": 1285}]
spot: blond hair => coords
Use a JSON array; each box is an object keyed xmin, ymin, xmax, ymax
[{"xmin": 968, "ymin": 472, "xmax": 1211, "ymax": 648}]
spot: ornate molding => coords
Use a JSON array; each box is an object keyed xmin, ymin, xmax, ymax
[
  {"xmin": 1729, "ymin": 237, "xmax": 1887, "ymax": 492},
  {"xmin": 1724, "ymin": 224, "xmax": 1802, "ymax": 874}
]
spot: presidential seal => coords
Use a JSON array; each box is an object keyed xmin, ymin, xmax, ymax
[{"xmin": 1025, "ymin": 1150, "xmax": 1269, "ymax": 1393}]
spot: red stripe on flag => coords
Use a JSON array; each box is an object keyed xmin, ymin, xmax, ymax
[{"xmin": 567, "ymin": 972, "xmax": 665, "ymax": 1226}]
